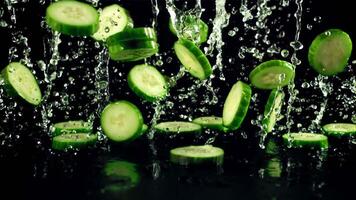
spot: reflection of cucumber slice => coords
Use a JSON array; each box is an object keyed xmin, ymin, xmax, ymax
[
  {"xmin": 52, "ymin": 133, "xmax": 97, "ymax": 151},
  {"xmin": 107, "ymin": 27, "xmax": 157, "ymax": 45},
  {"xmin": 154, "ymin": 121, "xmax": 202, "ymax": 134},
  {"xmin": 249, "ymin": 60, "xmax": 295, "ymax": 90},
  {"xmin": 128, "ymin": 64, "xmax": 168, "ymax": 102},
  {"xmin": 282, "ymin": 133, "xmax": 328, "ymax": 149},
  {"xmin": 192, "ymin": 116, "xmax": 227, "ymax": 132},
  {"xmin": 222, "ymin": 81, "xmax": 252, "ymax": 130},
  {"xmin": 108, "ymin": 40, "xmax": 159, "ymax": 62},
  {"xmin": 322, "ymin": 123, "xmax": 356, "ymax": 138},
  {"xmin": 46, "ymin": 0, "xmax": 99, "ymax": 36},
  {"xmin": 262, "ymin": 89, "xmax": 284, "ymax": 133},
  {"xmin": 308, "ymin": 29, "xmax": 352, "ymax": 76},
  {"xmin": 92, "ymin": 4, "xmax": 133, "ymax": 41},
  {"xmin": 1, "ymin": 62, "xmax": 42, "ymax": 105},
  {"xmin": 169, "ymin": 16, "xmax": 209, "ymax": 44},
  {"xmin": 174, "ymin": 39, "xmax": 212, "ymax": 80},
  {"xmin": 52, "ymin": 120, "xmax": 92, "ymax": 136},
  {"xmin": 170, "ymin": 145, "xmax": 224, "ymax": 166},
  {"xmin": 100, "ymin": 101, "xmax": 143, "ymax": 142}
]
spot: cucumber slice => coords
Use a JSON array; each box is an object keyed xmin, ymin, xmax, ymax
[
  {"xmin": 308, "ymin": 29, "xmax": 352, "ymax": 76},
  {"xmin": 322, "ymin": 123, "xmax": 356, "ymax": 137},
  {"xmin": 108, "ymin": 40, "xmax": 159, "ymax": 62},
  {"xmin": 107, "ymin": 27, "xmax": 157, "ymax": 46},
  {"xmin": 100, "ymin": 101, "xmax": 143, "ymax": 142},
  {"xmin": 192, "ymin": 116, "xmax": 227, "ymax": 132},
  {"xmin": 154, "ymin": 121, "xmax": 202, "ymax": 134},
  {"xmin": 141, "ymin": 124, "xmax": 148, "ymax": 134},
  {"xmin": 52, "ymin": 120, "xmax": 92, "ymax": 136},
  {"xmin": 169, "ymin": 16, "xmax": 209, "ymax": 44},
  {"xmin": 52, "ymin": 133, "xmax": 97, "ymax": 151},
  {"xmin": 127, "ymin": 64, "xmax": 168, "ymax": 102},
  {"xmin": 170, "ymin": 145, "xmax": 224, "ymax": 165},
  {"xmin": 1, "ymin": 62, "xmax": 42, "ymax": 105},
  {"xmin": 262, "ymin": 89, "xmax": 284, "ymax": 133},
  {"xmin": 174, "ymin": 39, "xmax": 212, "ymax": 80},
  {"xmin": 46, "ymin": 0, "xmax": 99, "ymax": 36},
  {"xmin": 282, "ymin": 133, "xmax": 329, "ymax": 149},
  {"xmin": 222, "ymin": 81, "xmax": 252, "ymax": 130},
  {"xmin": 249, "ymin": 60, "xmax": 295, "ymax": 90},
  {"xmin": 92, "ymin": 4, "xmax": 133, "ymax": 42}
]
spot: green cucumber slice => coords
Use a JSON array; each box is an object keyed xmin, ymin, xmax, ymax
[
  {"xmin": 107, "ymin": 27, "xmax": 157, "ymax": 46},
  {"xmin": 1, "ymin": 62, "xmax": 42, "ymax": 105},
  {"xmin": 249, "ymin": 60, "xmax": 295, "ymax": 90},
  {"xmin": 127, "ymin": 64, "xmax": 168, "ymax": 102},
  {"xmin": 170, "ymin": 145, "xmax": 224, "ymax": 165},
  {"xmin": 108, "ymin": 40, "xmax": 159, "ymax": 62},
  {"xmin": 100, "ymin": 101, "xmax": 144, "ymax": 142},
  {"xmin": 282, "ymin": 133, "xmax": 329, "ymax": 149},
  {"xmin": 308, "ymin": 29, "xmax": 352, "ymax": 76},
  {"xmin": 46, "ymin": 0, "xmax": 99, "ymax": 36},
  {"xmin": 154, "ymin": 121, "xmax": 202, "ymax": 134},
  {"xmin": 262, "ymin": 89, "xmax": 284, "ymax": 133},
  {"xmin": 192, "ymin": 116, "xmax": 227, "ymax": 132},
  {"xmin": 52, "ymin": 133, "xmax": 97, "ymax": 151},
  {"xmin": 52, "ymin": 120, "xmax": 92, "ymax": 136},
  {"xmin": 222, "ymin": 81, "xmax": 252, "ymax": 130},
  {"xmin": 169, "ymin": 16, "xmax": 209, "ymax": 44},
  {"xmin": 92, "ymin": 4, "xmax": 133, "ymax": 42},
  {"xmin": 174, "ymin": 39, "xmax": 212, "ymax": 80},
  {"xmin": 322, "ymin": 123, "xmax": 356, "ymax": 137}
]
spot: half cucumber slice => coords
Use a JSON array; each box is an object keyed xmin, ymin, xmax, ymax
[
  {"xmin": 1, "ymin": 62, "xmax": 42, "ymax": 105},
  {"xmin": 308, "ymin": 29, "xmax": 352, "ymax": 76},
  {"xmin": 100, "ymin": 101, "xmax": 144, "ymax": 142},
  {"xmin": 174, "ymin": 39, "xmax": 212, "ymax": 80},
  {"xmin": 262, "ymin": 89, "xmax": 284, "ymax": 133},
  {"xmin": 92, "ymin": 4, "xmax": 133, "ymax": 42},
  {"xmin": 128, "ymin": 64, "xmax": 168, "ymax": 102},
  {"xmin": 52, "ymin": 120, "xmax": 92, "ymax": 136},
  {"xmin": 222, "ymin": 81, "xmax": 252, "ymax": 130},
  {"xmin": 46, "ymin": 0, "xmax": 99, "ymax": 36},
  {"xmin": 322, "ymin": 123, "xmax": 356, "ymax": 138},
  {"xmin": 52, "ymin": 133, "xmax": 97, "ymax": 151},
  {"xmin": 170, "ymin": 145, "xmax": 224, "ymax": 166},
  {"xmin": 282, "ymin": 133, "xmax": 329, "ymax": 149},
  {"xmin": 249, "ymin": 60, "xmax": 295, "ymax": 90},
  {"xmin": 154, "ymin": 121, "xmax": 202, "ymax": 134}
]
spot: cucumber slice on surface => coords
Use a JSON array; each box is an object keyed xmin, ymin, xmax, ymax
[
  {"xmin": 222, "ymin": 81, "xmax": 252, "ymax": 130},
  {"xmin": 174, "ymin": 39, "xmax": 212, "ymax": 80},
  {"xmin": 52, "ymin": 133, "xmax": 97, "ymax": 151},
  {"xmin": 282, "ymin": 133, "xmax": 328, "ymax": 149},
  {"xmin": 192, "ymin": 116, "xmax": 227, "ymax": 131},
  {"xmin": 262, "ymin": 89, "xmax": 284, "ymax": 133},
  {"xmin": 249, "ymin": 60, "xmax": 295, "ymax": 90},
  {"xmin": 169, "ymin": 16, "xmax": 209, "ymax": 44},
  {"xmin": 100, "ymin": 101, "xmax": 143, "ymax": 142},
  {"xmin": 170, "ymin": 145, "xmax": 224, "ymax": 165},
  {"xmin": 322, "ymin": 123, "xmax": 356, "ymax": 137},
  {"xmin": 52, "ymin": 120, "xmax": 92, "ymax": 136},
  {"xmin": 46, "ymin": 0, "xmax": 99, "ymax": 36},
  {"xmin": 107, "ymin": 27, "xmax": 157, "ymax": 46},
  {"xmin": 154, "ymin": 121, "xmax": 202, "ymax": 134},
  {"xmin": 1, "ymin": 62, "xmax": 42, "ymax": 105},
  {"xmin": 92, "ymin": 4, "xmax": 133, "ymax": 42},
  {"xmin": 108, "ymin": 40, "xmax": 159, "ymax": 62},
  {"xmin": 308, "ymin": 29, "xmax": 352, "ymax": 76},
  {"xmin": 128, "ymin": 64, "xmax": 168, "ymax": 102}
]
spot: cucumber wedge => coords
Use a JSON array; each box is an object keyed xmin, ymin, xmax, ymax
[
  {"xmin": 92, "ymin": 4, "xmax": 133, "ymax": 42},
  {"xmin": 107, "ymin": 27, "xmax": 157, "ymax": 46},
  {"xmin": 174, "ymin": 39, "xmax": 212, "ymax": 80},
  {"xmin": 52, "ymin": 133, "xmax": 97, "ymax": 151},
  {"xmin": 282, "ymin": 133, "xmax": 329, "ymax": 149},
  {"xmin": 128, "ymin": 64, "xmax": 168, "ymax": 102},
  {"xmin": 308, "ymin": 29, "xmax": 352, "ymax": 76},
  {"xmin": 170, "ymin": 145, "xmax": 224, "ymax": 166},
  {"xmin": 169, "ymin": 16, "xmax": 209, "ymax": 44},
  {"xmin": 249, "ymin": 60, "xmax": 295, "ymax": 90},
  {"xmin": 100, "ymin": 101, "xmax": 143, "ymax": 142},
  {"xmin": 322, "ymin": 123, "xmax": 356, "ymax": 138},
  {"xmin": 154, "ymin": 121, "xmax": 202, "ymax": 134},
  {"xmin": 1, "ymin": 62, "xmax": 42, "ymax": 105},
  {"xmin": 222, "ymin": 81, "xmax": 252, "ymax": 130},
  {"xmin": 46, "ymin": 0, "xmax": 99, "ymax": 36},
  {"xmin": 52, "ymin": 120, "xmax": 92, "ymax": 136},
  {"xmin": 262, "ymin": 89, "xmax": 284, "ymax": 133},
  {"xmin": 108, "ymin": 40, "xmax": 159, "ymax": 62},
  {"xmin": 192, "ymin": 116, "xmax": 227, "ymax": 132}
]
